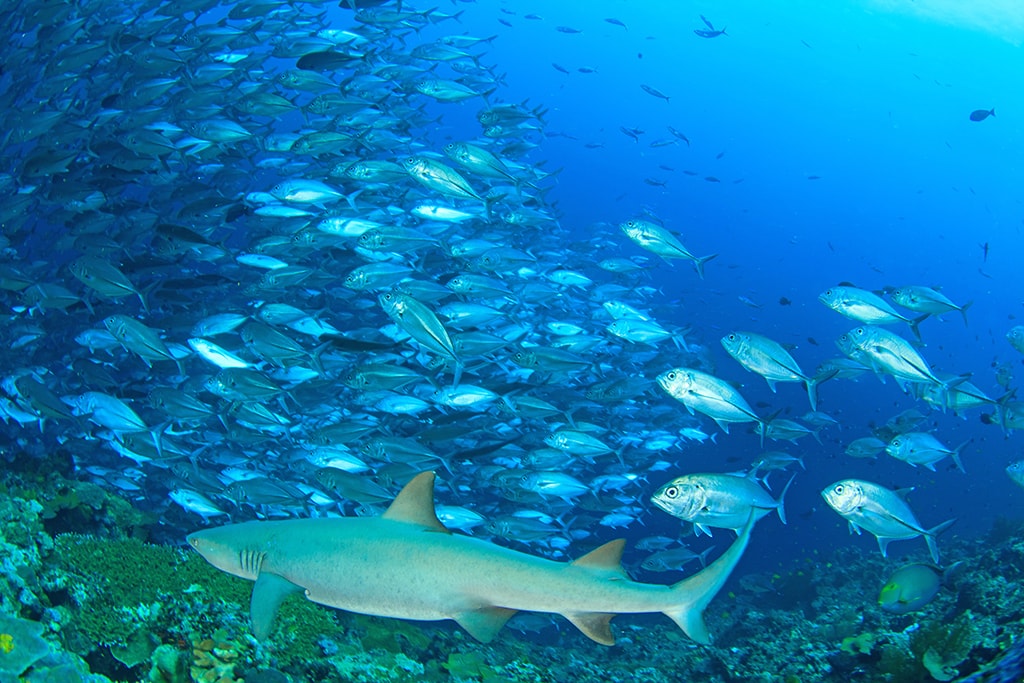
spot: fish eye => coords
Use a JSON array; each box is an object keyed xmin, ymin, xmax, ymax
[
  {"xmin": 834, "ymin": 485, "xmax": 844, "ymax": 494},
  {"xmin": 727, "ymin": 334, "xmax": 736, "ymax": 341},
  {"xmin": 663, "ymin": 486, "xmax": 679, "ymax": 498},
  {"xmin": 824, "ymin": 289, "xmax": 832, "ymax": 296},
  {"xmin": 666, "ymin": 372, "xmax": 676, "ymax": 380}
]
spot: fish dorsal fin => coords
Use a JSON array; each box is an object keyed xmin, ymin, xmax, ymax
[
  {"xmin": 894, "ymin": 486, "xmax": 915, "ymax": 501},
  {"xmin": 565, "ymin": 612, "xmax": 616, "ymax": 645},
  {"xmin": 572, "ymin": 539, "xmax": 628, "ymax": 577},
  {"xmin": 456, "ymin": 606, "xmax": 517, "ymax": 642},
  {"xmin": 382, "ymin": 471, "xmax": 450, "ymax": 533}
]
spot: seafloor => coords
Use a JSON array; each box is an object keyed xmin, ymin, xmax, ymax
[{"xmin": 0, "ymin": 464, "xmax": 1021, "ymax": 683}]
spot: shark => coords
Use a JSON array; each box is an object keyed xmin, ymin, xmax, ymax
[{"xmin": 187, "ymin": 471, "xmax": 753, "ymax": 645}]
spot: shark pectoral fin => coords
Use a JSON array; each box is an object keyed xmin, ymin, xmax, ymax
[
  {"xmin": 667, "ymin": 513, "xmax": 755, "ymax": 644},
  {"xmin": 455, "ymin": 606, "xmax": 517, "ymax": 643},
  {"xmin": 565, "ymin": 612, "xmax": 616, "ymax": 645},
  {"xmin": 250, "ymin": 572, "xmax": 302, "ymax": 641},
  {"xmin": 382, "ymin": 471, "xmax": 451, "ymax": 533}
]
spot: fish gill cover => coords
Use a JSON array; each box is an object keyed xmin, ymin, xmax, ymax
[{"xmin": 0, "ymin": 0, "xmax": 1023, "ymax": 681}]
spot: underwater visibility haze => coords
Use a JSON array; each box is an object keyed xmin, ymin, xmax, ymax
[{"xmin": 1, "ymin": 0, "xmax": 1024, "ymax": 681}]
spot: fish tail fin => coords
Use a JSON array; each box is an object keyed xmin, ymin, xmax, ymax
[
  {"xmin": 806, "ymin": 367, "xmax": 839, "ymax": 412},
  {"xmin": 995, "ymin": 389, "xmax": 1017, "ymax": 435},
  {"xmin": 666, "ymin": 513, "xmax": 754, "ymax": 643},
  {"xmin": 697, "ymin": 545, "xmax": 715, "ymax": 568},
  {"xmin": 908, "ymin": 314, "xmax": 929, "ymax": 342},
  {"xmin": 935, "ymin": 372, "xmax": 972, "ymax": 411},
  {"xmin": 343, "ymin": 188, "xmax": 364, "ymax": 212},
  {"xmin": 804, "ymin": 377, "xmax": 819, "ymax": 412},
  {"xmin": 925, "ymin": 519, "xmax": 956, "ymax": 564},
  {"xmin": 959, "ymin": 300, "xmax": 974, "ymax": 327},
  {"xmin": 693, "ymin": 253, "xmax": 718, "ymax": 279},
  {"xmin": 776, "ymin": 474, "xmax": 796, "ymax": 525},
  {"xmin": 952, "ymin": 440, "xmax": 970, "ymax": 473}
]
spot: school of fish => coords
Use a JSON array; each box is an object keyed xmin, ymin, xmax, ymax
[{"xmin": 0, "ymin": 0, "xmax": 1020, "ymax": 646}]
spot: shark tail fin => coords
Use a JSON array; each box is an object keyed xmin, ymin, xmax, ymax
[{"xmin": 665, "ymin": 512, "xmax": 754, "ymax": 644}]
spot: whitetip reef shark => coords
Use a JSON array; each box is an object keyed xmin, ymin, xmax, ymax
[{"xmin": 187, "ymin": 471, "xmax": 753, "ymax": 645}]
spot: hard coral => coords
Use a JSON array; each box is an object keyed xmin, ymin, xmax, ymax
[
  {"xmin": 190, "ymin": 637, "xmax": 243, "ymax": 683},
  {"xmin": 0, "ymin": 614, "xmax": 51, "ymax": 677}
]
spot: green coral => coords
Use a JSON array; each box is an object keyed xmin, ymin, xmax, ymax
[
  {"xmin": 909, "ymin": 612, "xmax": 978, "ymax": 680},
  {"xmin": 840, "ymin": 632, "xmax": 875, "ymax": 655},
  {"xmin": 877, "ymin": 612, "xmax": 980, "ymax": 682},
  {"xmin": 328, "ymin": 649, "xmax": 426, "ymax": 682},
  {"xmin": 444, "ymin": 650, "xmax": 488, "ymax": 679},
  {"xmin": 351, "ymin": 614, "xmax": 434, "ymax": 655},
  {"xmin": 33, "ymin": 477, "xmax": 155, "ymax": 539},
  {"xmin": 48, "ymin": 533, "xmax": 347, "ymax": 673},
  {"xmin": 0, "ymin": 493, "xmax": 53, "ymax": 616}
]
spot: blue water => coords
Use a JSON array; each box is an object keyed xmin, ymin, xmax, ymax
[
  {"xmin": 421, "ymin": 1, "xmax": 1024, "ymax": 569},
  {"xmin": 3, "ymin": 0, "xmax": 1024, "ymax": 673}
]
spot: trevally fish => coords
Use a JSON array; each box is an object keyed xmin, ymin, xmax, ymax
[
  {"xmin": 657, "ymin": 368, "xmax": 763, "ymax": 434},
  {"xmin": 721, "ymin": 331, "xmax": 829, "ymax": 411},
  {"xmin": 821, "ymin": 479, "xmax": 955, "ymax": 563},
  {"xmin": 619, "ymin": 218, "xmax": 717, "ymax": 278},
  {"xmin": 835, "ymin": 325, "xmax": 969, "ymax": 401},
  {"xmin": 652, "ymin": 471, "xmax": 794, "ymax": 536},
  {"xmin": 885, "ymin": 432, "xmax": 968, "ymax": 472},
  {"xmin": 819, "ymin": 285, "xmax": 925, "ymax": 340},
  {"xmin": 888, "ymin": 285, "xmax": 972, "ymax": 326}
]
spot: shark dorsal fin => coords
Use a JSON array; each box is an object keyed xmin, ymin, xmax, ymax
[
  {"xmin": 572, "ymin": 539, "xmax": 628, "ymax": 577},
  {"xmin": 382, "ymin": 471, "xmax": 450, "ymax": 533}
]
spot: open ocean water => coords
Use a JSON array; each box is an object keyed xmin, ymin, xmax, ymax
[{"xmin": 0, "ymin": 1, "xmax": 1022, "ymax": 682}]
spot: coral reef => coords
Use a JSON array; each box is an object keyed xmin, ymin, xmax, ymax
[
  {"xmin": 0, "ymin": 613, "xmax": 51, "ymax": 677},
  {"xmin": 1, "ymin": 465, "xmax": 1023, "ymax": 682}
]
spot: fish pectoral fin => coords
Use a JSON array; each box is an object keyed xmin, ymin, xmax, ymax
[
  {"xmin": 564, "ymin": 612, "xmax": 616, "ymax": 645},
  {"xmin": 250, "ymin": 571, "xmax": 303, "ymax": 641},
  {"xmin": 455, "ymin": 606, "xmax": 517, "ymax": 643}
]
